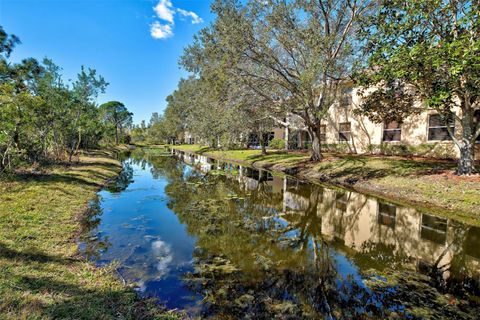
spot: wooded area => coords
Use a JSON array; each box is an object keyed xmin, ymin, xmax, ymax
[{"xmin": 0, "ymin": 27, "xmax": 133, "ymax": 172}]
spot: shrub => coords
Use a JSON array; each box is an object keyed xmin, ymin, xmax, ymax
[
  {"xmin": 367, "ymin": 142, "xmax": 457, "ymax": 159},
  {"xmin": 323, "ymin": 143, "xmax": 352, "ymax": 153},
  {"xmin": 269, "ymin": 138, "xmax": 286, "ymax": 149}
]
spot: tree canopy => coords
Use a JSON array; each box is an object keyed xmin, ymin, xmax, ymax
[
  {"xmin": 0, "ymin": 26, "xmax": 132, "ymax": 171},
  {"xmin": 355, "ymin": 0, "xmax": 480, "ymax": 174}
]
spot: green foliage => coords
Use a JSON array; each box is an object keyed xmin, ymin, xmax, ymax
[
  {"xmin": 356, "ymin": 0, "xmax": 480, "ymax": 174},
  {"xmin": 179, "ymin": 0, "xmax": 376, "ymax": 160},
  {"xmin": 366, "ymin": 143, "xmax": 457, "ymax": 159},
  {"xmin": 0, "ymin": 26, "xmax": 131, "ymax": 171},
  {"xmin": 268, "ymin": 138, "xmax": 285, "ymax": 150},
  {"xmin": 99, "ymin": 101, "xmax": 133, "ymax": 145}
]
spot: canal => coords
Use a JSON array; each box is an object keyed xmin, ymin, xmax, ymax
[{"xmin": 80, "ymin": 148, "xmax": 480, "ymax": 319}]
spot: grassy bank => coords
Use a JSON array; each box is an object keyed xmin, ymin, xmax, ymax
[
  {"xmin": 170, "ymin": 144, "xmax": 480, "ymax": 224},
  {"xmin": 0, "ymin": 149, "xmax": 179, "ymax": 319}
]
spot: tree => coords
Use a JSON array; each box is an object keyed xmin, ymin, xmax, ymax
[
  {"xmin": 0, "ymin": 25, "xmax": 125, "ymax": 170},
  {"xmin": 356, "ymin": 0, "xmax": 480, "ymax": 175},
  {"xmin": 63, "ymin": 67, "xmax": 108, "ymax": 161},
  {"xmin": 99, "ymin": 101, "xmax": 133, "ymax": 145},
  {"xmin": 149, "ymin": 112, "xmax": 161, "ymax": 127},
  {"xmin": 182, "ymin": 0, "xmax": 375, "ymax": 160}
]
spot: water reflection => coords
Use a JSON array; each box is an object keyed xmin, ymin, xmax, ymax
[
  {"xmin": 169, "ymin": 148, "xmax": 480, "ymax": 318},
  {"xmin": 80, "ymin": 156, "xmax": 200, "ymax": 310},
  {"xmin": 78, "ymin": 197, "xmax": 110, "ymax": 260},
  {"xmin": 104, "ymin": 161, "xmax": 134, "ymax": 193},
  {"xmin": 80, "ymin": 148, "xmax": 480, "ymax": 318}
]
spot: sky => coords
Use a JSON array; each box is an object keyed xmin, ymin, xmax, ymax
[{"xmin": 0, "ymin": 0, "xmax": 214, "ymax": 124}]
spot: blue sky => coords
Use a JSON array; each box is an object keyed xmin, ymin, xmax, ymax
[{"xmin": 0, "ymin": 0, "xmax": 213, "ymax": 124}]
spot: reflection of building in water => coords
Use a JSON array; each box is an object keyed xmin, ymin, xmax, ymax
[
  {"xmin": 283, "ymin": 179, "xmax": 311, "ymax": 212},
  {"xmin": 279, "ymin": 179, "xmax": 480, "ymax": 285},
  {"xmin": 421, "ymin": 214, "xmax": 447, "ymax": 245},
  {"xmin": 237, "ymin": 166, "xmax": 282, "ymax": 194},
  {"xmin": 377, "ymin": 203, "xmax": 396, "ymax": 229},
  {"xmin": 196, "ymin": 155, "xmax": 215, "ymax": 173},
  {"xmin": 175, "ymin": 152, "xmax": 480, "ymax": 285},
  {"xmin": 465, "ymin": 227, "xmax": 480, "ymax": 261}
]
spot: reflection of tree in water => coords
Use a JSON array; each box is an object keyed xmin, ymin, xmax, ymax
[
  {"xmin": 162, "ymin": 170, "xmax": 409, "ymax": 318},
  {"xmin": 281, "ymin": 184, "xmax": 324, "ymax": 250},
  {"xmin": 78, "ymin": 197, "xmax": 110, "ymax": 260},
  {"xmin": 424, "ymin": 223, "xmax": 480, "ymax": 300},
  {"xmin": 351, "ymin": 228, "xmax": 480, "ymax": 318},
  {"xmin": 104, "ymin": 161, "xmax": 134, "ymax": 193},
  {"xmin": 100, "ymin": 151, "xmax": 478, "ymax": 318}
]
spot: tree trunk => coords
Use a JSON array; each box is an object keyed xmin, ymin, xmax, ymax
[
  {"xmin": 309, "ymin": 126, "xmax": 323, "ymax": 161},
  {"xmin": 284, "ymin": 126, "xmax": 289, "ymax": 151},
  {"xmin": 115, "ymin": 126, "xmax": 119, "ymax": 145},
  {"xmin": 456, "ymin": 105, "xmax": 476, "ymax": 175},
  {"xmin": 119, "ymin": 124, "xmax": 124, "ymax": 144},
  {"xmin": 457, "ymin": 140, "xmax": 475, "ymax": 175},
  {"xmin": 260, "ymin": 137, "xmax": 267, "ymax": 155}
]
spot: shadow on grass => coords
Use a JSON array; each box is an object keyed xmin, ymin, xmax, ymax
[
  {"xmin": 0, "ymin": 243, "xmax": 121, "ymax": 317},
  {"xmin": 0, "ymin": 246, "xmax": 173, "ymax": 319},
  {"xmin": 316, "ymin": 154, "xmax": 456, "ymax": 181},
  {"xmin": 0, "ymin": 242, "xmax": 72, "ymax": 264},
  {"xmin": 191, "ymin": 147, "xmax": 212, "ymax": 154},
  {"xmin": 2, "ymin": 166, "xmax": 118, "ymax": 194},
  {"xmin": 245, "ymin": 151, "xmax": 310, "ymax": 165},
  {"xmin": 12, "ymin": 274, "xmax": 135, "ymax": 319}
]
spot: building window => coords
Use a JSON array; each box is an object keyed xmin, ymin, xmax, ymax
[
  {"xmin": 341, "ymin": 87, "xmax": 353, "ymax": 106},
  {"xmin": 377, "ymin": 203, "xmax": 396, "ymax": 228},
  {"xmin": 464, "ymin": 226, "xmax": 480, "ymax": 260},
  {"xmin": 338, "ymin": 122, "xmax": 351, "ymax": 141},
  {"xmin": 320, "ymin": 124, "xmax": 326, "ymax": 141},
  {"xmin": 335, "ymin": 192, "xmax": 348, "ymax": 212},
  {"xmin": 421, "ymin": 214, "xmax": 447, "ymax": 245},
  {"xmin": 427, "ymin": 113, "xmax": 455, "ymax": 141},
  {"xmin": 383, "ymin": 121, "xmax": 401, "ymax": 142}
]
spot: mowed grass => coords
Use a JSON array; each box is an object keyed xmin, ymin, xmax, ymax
[
  {"xmin": 312, "ymin": 155, "xmax": 480, "ymax": 221},
  {"xmin": 0, "ymin": 150, "xmax": 180, "ymax": 320},
  {"xmin": 170, "ymin": 144, "xmax": 309, "ymax": 163},
  {"xmin": 170, "ymin": 145, "xmax": 480, "ymax": 220},
  {"xmin": 312, "ymin": 154, "xmax": 454, "ymax": 179}
]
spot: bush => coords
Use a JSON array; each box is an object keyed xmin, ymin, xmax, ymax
[
  {"xmin": 269, "ymin": 138, "xmax": 286, "ymax": 149},
  {"xmin": 366, "ymin": 143, "xmax": 457, "ymax": 159},
  {"xmin": 323, "ymin": 143, "xmax": 352, "ymax": 153}
]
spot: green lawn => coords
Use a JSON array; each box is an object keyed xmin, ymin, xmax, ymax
[
  {"xmin": 312, "ymin": 154, "xmax": 454, "ymax": 178},
  {"xmin": 0, "ymin": 150, "xmax": 180, "ymax": 319},
  {"xmin": 169, "ymin": 144, "xmax": 479, "ymax": 222},
  {"xmin": 169, "ymin": 144, "xmax": 309, "ymax": 163}
]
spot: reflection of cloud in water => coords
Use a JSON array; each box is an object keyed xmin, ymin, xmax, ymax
[
  {"xmin": 152, "ymin": 240, "xmax": 173, "ymax": 278},
  {"xmin": 135, "ymin": 280, "xmax": 147, "ymax": 293}
]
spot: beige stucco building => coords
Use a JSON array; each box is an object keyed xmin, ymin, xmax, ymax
[{"xmin": 272, "ymin": 87, "xmax": 480, "ymax": 160}]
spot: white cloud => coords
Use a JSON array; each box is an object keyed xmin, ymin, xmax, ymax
[
  {"xmin": 177, "ymin": 8, "xmax": 204, "ymax": 24},
  {"xmin": 150, "ymin": 21, "xmax": 173, "ymax": 39},
  {"xmin": 151, "ymin": 240, "xmax": 173, "ymax": 278},
  {"xmin": 150, "ymin": 0, "xmax": 203, "ymax": 40},
  {"xmin": 153, "ymin": 0, "xmax": 174, "ymax": 24}
]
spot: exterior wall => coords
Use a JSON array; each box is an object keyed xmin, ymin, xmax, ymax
[
  {"xmin": 273, "ymin": 87, "xmax": 480, "ymax": 160},
  {"xmin": 272, "ymin": 127, "xmax": 284, "ymax": 140},
  {"xmin": 184, "ymin": 131, "xmax": 195, "ymax": 144}
]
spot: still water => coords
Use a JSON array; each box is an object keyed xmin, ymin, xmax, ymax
[{"xmin": 80, "ymin": 148, "xmax": 480, "ymax": 319}]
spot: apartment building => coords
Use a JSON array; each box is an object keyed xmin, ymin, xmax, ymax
[{"xmin": 272, "ymin": 86, "xmax": 480, "ymax": 159}]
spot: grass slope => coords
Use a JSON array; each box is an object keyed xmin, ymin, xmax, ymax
[{"xmin": 0, "ymin": 150, "xmax": 179, "ymax": 320}]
